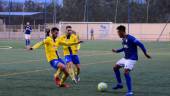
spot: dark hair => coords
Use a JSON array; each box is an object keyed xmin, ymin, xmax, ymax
[
  {"xmin": 117, "ymin": 25, "xmax": 126, "ymax": 32},
  {"xmin": 45, "ymin": 28, "xmax": 50, "ymax": 37},
  {"xmin": 66, "ymin": 25, "xmax": 72, "ymax": 29},
  {"xmin": 51, "ymin": 27, "xmax": 59, "ymax": 32}
]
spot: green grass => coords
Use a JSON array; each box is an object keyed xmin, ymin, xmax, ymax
[{"xmin": 0, "ymin": 40, "xmax": 170, "ymax": 96}]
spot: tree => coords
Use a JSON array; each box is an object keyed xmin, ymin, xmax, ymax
[
  {"xmin": 61, "ymin": 0, "xmax": 85, "ymax": 21},
  {"xmin": 0, "ymin": 1, "xmax": 4, "ymax": 11}
]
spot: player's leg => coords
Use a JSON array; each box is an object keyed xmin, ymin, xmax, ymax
[
  {"xmin": 67, "ymin": 62, "xmax": 77, "ymax": 83},
  {"xmin": 25, "ymin": 34, "xmax": 28, "ymax": 48},
  {"xmin": 50, "ymin": 59, "xmax": 69, "ymax": 86},
  {"xmin": 92, "ymin": 35, "xmax": 94, "ymax": 40},
  {"xmin": 72, "ymin": 55, "xmax": 80, "ymax": 82},
  {"xmin": 58, "ymin": 59, "xmax": 70, "ymax": 88},
  {"xmin": 27, "ymin": 35, "xmax": 31, "ymax": 48},
  {"xmin": 112, "ymin": 58, "xmax": 126, "ymax": 90},
  {"xmin": 124, "ymin": 60, "xmax": 136, "ymax": 96},
  {"xmin": 25, "ymin": 34, "xmax": 31, "ymax": 49},
  {"xmin": 124, "ymin": 69, "xmax": 133, "ymax": 96},
  {"xmin": 59, "ymin": 65, "xmax": 70, "ymax": 88},
  {"xmin": 50, "ymin": 59, "xmax": 63, "ymax": 85},
  {"xmin": 65, "ymin": 55, "xmax": 76, "ymax": 83}
]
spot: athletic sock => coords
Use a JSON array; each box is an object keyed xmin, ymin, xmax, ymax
[
  {"xmin": 28, "ymin": 39, "xmax": 30, "ymax": 46},
  {"xmin": 54, "ymin": 68, "xmax": 62, "ymax": 78},
  {"xmin": 60, "ymin": 73, "xmax": 68, "ymax": 85},
  {"xmin": 114, "ymin": 69, "xmax": 122, "ymax": 85},
  {"xmin": 124, "ymin": 73, "xmax": 132, "ymax": 92}
]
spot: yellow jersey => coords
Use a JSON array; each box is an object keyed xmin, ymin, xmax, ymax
[
  {"xmin": 60, "ymin": 34, "xmax": 79, "ymax": 56},
  {"xmin": 32, "ymin": 36, "xmax": 78, "ymax": 62}
]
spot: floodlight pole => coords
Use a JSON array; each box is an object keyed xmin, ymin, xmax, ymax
[
  {"xmin": 8, "ymin": 0, "xmax": 12, "ymax": 40},
  {"xmin": 114, "ymin": 0, "xmax": 119, "ymax": 23},
  {"xmin": 84, "ymin": 0, "xmax": 89, "ymax": 40},
  {"xmin": 128, "ymin": 0, "xmax": 131, "ymax": 34},
  {"xmin": 146, "ymin": 0, "xmax": 150, "ymax": 23},
  {"xmin": 83, "ymin": 0, "xmax": 87, "ymax": 22},
  {"xmin": 8, "ymin": 0, "xmax": 11, "ymax": 25},
  {"xmin": 53, "ymin": 0, "xmax": 57, "ymax": 26},
  {"xmin": 44, "ymin": 0, "xmax": 47, "ymax": 26},
  {"xmin": 22, "ymin": 0, "xmax": 25, "ymax": 25}
]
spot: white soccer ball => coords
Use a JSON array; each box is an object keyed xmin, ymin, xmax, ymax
[{"xmin": 97, "ymin": 82, "xmax": 108, "ymax": 92}]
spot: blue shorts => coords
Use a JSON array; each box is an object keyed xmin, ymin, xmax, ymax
[
  {"xmin": 50, "ymin": 58, "xmax": 65, "ymax": 70},
  {"xmin": 65, "ymin": 55, "xmax": 80, "ymax": 65}
]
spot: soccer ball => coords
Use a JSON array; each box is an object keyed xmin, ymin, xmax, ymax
[{"xmin": 97, "ymin": 82, "xmax": 108, "ymax": 92}]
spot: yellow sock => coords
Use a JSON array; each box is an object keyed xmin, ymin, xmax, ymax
[
  {"xmin": 54, "ymin": 68, "xmax": 62, "ymax": 78},
  {"xmin": 71, "ymin": 67, "xmax": 76, "ymax": 80},
  {"xmin": 67, "ymin": 64, "xmax": 76, "ymax": 80},
  {"xmin": 74, "ymin": 67, "xmax": 78, "ymax": 75},
  {"xmin": 76, "ymin": 68, "xmax": 80, "ymax": 76},
  {"xmin": 74, "ymin": 66, "xmax": 80, "ymax": 76},
  {"xmin": 60, "ymin": 73, "xmax": 68, "ymax": 85}
]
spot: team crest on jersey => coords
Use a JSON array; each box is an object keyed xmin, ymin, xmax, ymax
[
  {"xmin": 123, "ymin": 44, "xmax": 128, "ymax": 48},
  {"xmin": 125, "ymin": 39, "xmax": 128, "ymax": 43}
]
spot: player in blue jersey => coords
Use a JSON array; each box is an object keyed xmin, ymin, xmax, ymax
[
  {"xmin": 112, "ymin": 25, "xmax": 151, "ymax": 96},
  {"xmin": 24, "ymin": 22, "xmax": 32, "ymax": 49}
]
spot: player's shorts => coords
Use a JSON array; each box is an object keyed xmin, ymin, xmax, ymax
[
  {"xmin": 116, "ymin": 58, "xmax": 137, "ymax": 70},
  {"xmin": 25, "ymin": 34, "xmax": 31, "ymax": 39},
  {"xmin": 65, "ymin": 55, "xmax": 80, "ymax": 65},
  {"xmin": 50, "ymin": 58, "xmax": 66, "ymax": 70}
]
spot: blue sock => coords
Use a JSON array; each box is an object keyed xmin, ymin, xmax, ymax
[
  {"xmin": 124, "ymin": 73, "xmax": 132, "ymax": 92},
  {"xmin": 114, "ymin": 69, "xmax": 122, "ymax": 85},
  {"xmin": 28, "ymin": 39, "xmax": 30, "ymax": 46},
  {"xmin": 25, "ymin": 39, "xmax": 28, "ymax": 46}
]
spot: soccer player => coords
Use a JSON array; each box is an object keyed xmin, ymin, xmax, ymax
[
  {"xmin": 30, "ymin": 27, "xmax": 82, "ymax": 88},
  {"xmin": 90, "ymin": 28, "xmax": 94, "ymax": 40},
  {"xmin": 60, "ymin": 26, "xmax": 81, "ymax": 83},
  {"xmin": 112, "ymin": 25, "xmax": 151, "ymax": 96},
  {"xmin": 24, "ymin": 22, "xmax": 32, "ymax": 49}
]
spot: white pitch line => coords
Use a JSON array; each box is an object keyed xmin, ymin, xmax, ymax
[
  {"xmin": 0, "ymin": 68, "xmax": 50, "ymax": 77},
  {"xmin": 0, "ymin": 59, "xmax": 42, "ymax": 65},
  {"xmin": 0, "ymin": 46, "xmax": 13, "ymax": 49},
  {"xmin": 0, "ymin": 60, "xmax": 114, "ymax": 77},
  {"xmin": 0, "ymin": 52, "xmax": 113, "ymax": 65}
]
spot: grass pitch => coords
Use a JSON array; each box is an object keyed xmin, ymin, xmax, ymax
[{"xmin": 0, "ymin": 40, "xmax": 170, "ymax": 96}]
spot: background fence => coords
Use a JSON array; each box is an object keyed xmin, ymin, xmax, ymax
[{"xmin": 0, "ymin": 22, "xmax": 170, "ymax": 41}]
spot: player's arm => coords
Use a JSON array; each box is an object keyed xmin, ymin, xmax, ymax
[
  {"xmin": 58, "ymin": 36, "xmax": 83, "ymax": 46},
  {"xmin": 30, "ymin": 38, "xmax": 49, "ymax": 50},
  {"xmin": 30, "ymin": 41, "xmax": 44, "ymax": 50},
  {"xmin": 133, "ymin": 39, "xmax": 151, "ymax": 59},
  {"xmin": 30, "ymin": 26, "xmax": 32, "ymax": 32},
  {"xmin": 112, "ymin": 48, "xmax": 124, "ymax": 53},
  {"xmin": 59, "ymin": 40, "xmax": 83, "ymax": 46}
]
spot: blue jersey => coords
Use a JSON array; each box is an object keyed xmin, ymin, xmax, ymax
[
  {"xmin": 116, "ymin": 34, "xmax": 147, "ymax": 60},
  {"xmin": 25, "ymin": 25, "xmax": 32, "ymax": 34}
]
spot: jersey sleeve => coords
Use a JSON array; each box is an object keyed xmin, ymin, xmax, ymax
[
  {"xmin": 32, "ymin": 41, "xmax": 44, "ymax": 49},
  {"xmin": 116, "ymin": 48, "xmax": 124, "ymax": 53},
  {"xmin": 32, "ymin": 37, "xmax": 50, "ymax": 49},
  {"xmin": 58, "ymin": 37, "xmax": 78, "ymax": 46},
  {"xmin": 43, "ymin": 37, "xmax": 50, "ymax": 44},
  {"xmin": 74, "ymin": 35, "xmax": 79, "ymax": 42},
  {"xmin": 132, "ymin": 37, "xmax": 147, "ymax": 54},
  {"xmin": 30, "ymin": 26, "xmax": 32, "ymax": 31}
]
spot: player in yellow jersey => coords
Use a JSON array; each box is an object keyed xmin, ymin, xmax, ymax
[
  {"xmin": 72, "ymin": 30, "xmax": 81, "ymax": 50},
  {"xmin": 60, "ymin": 26, "xmax": 81, "ymax": 84},
  {"xmin": 30, "ymin": 27, "xmax": 83, "ymax": 88}
]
